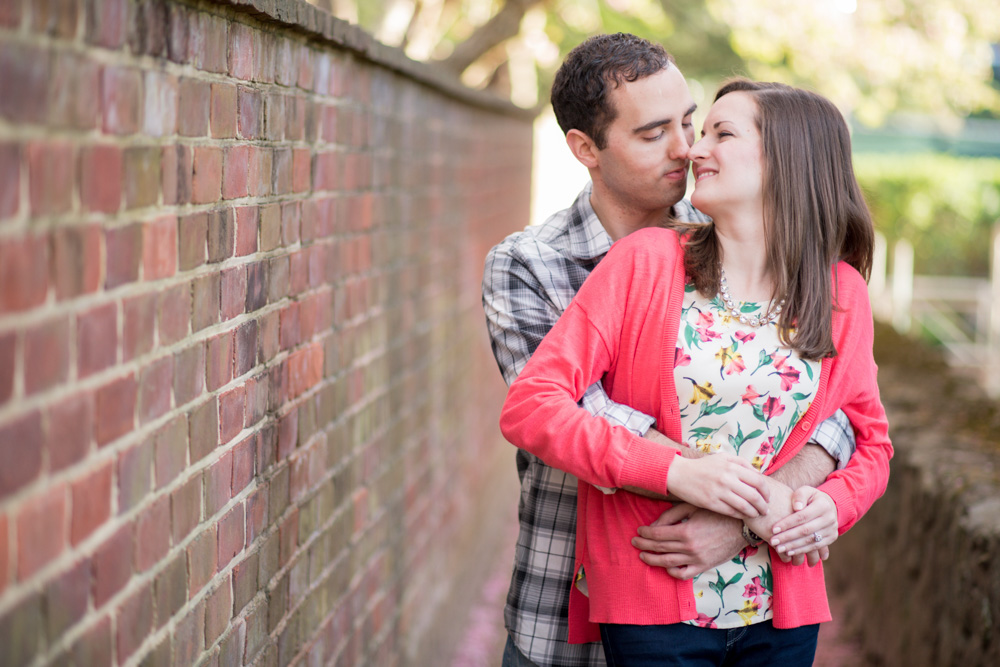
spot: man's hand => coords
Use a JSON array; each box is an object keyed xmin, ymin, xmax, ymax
[{"xmin": 631, "ymin": 503, "xmax": 745, "ymax": 580}]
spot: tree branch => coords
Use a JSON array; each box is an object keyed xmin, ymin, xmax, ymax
[{"xmin": 434, "ymin": 0, "xmax": 543, "ymax": 74}]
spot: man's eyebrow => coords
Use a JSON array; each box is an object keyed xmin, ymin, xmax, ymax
[{"xmin": 632, "ymin": 104, "xmax": 698, "ymax": 134}]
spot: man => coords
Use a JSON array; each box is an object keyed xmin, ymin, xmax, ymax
[{"xmin": 482, "ymin": 34, "xmax": 855, "ymax": 667}]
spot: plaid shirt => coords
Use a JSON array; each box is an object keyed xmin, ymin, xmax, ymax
[{"xmin": 482, "ymin": 183, "xmax": 854, "ymax": 666}]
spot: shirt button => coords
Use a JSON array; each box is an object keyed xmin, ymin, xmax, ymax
[{"xmin": 800, "ymin": 420, "xmax": 811, "ymax": 431}]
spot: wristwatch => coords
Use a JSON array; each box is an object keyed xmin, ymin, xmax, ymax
[{"xmin": 742, "ymin": 523, "xmax": 764, "ymax": 547}]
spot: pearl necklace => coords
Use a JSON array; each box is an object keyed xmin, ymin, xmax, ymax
[{"xmin": 718, "ymin": 265, "xmax": 785, "ymax": 328}]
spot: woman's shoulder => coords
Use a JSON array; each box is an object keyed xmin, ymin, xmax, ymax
[{"xmin": 831, "ymin": 261, "xmax": 869, "ymax": 300}]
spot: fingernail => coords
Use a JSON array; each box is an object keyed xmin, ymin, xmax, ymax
[
  {"xmin": 773, "ymin": 526, "xmax": 782, "ymax": 534},
  {"xmin": 772, "ymin": 537, "xmax": 780, "ymax": 546},
  {"xmin": 787, "ymin": 549, "xmax": 795, "ymax": 556},
  {"xmin": 793, "ymin": 502, "xmax": 804, "ymax": 510}
]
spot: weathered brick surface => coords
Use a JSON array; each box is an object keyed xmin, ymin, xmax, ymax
[{"xmin": 0, "ymin": 1, "xmax": 532, "ymax": 665}]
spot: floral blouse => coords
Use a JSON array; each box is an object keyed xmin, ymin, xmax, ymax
[{"xmin": 675, "ymin": 282, "xmax": 819, "ymax": 629}]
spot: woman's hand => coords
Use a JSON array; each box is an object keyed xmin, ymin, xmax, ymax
[
  {"xmin": 666, "ymin": 454, "xmax": 770, "ymax": 519},
  {"xmin": 769, "ymin": 486, "xmax": 838, "ymax": 563}
]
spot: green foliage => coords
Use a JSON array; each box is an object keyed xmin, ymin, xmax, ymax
[{"xmin": 854, "ymin": 154, "xmax": 1000, "ymax": 276}]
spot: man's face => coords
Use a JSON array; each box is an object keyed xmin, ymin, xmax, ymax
[{"xmin": 594, "ymin": 65, "xmax": 696, "ymax": 213}]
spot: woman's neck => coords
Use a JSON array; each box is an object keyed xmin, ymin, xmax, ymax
[{"xmin": 714, "ymin": 216, "xmax": 774, "ymax": 302}]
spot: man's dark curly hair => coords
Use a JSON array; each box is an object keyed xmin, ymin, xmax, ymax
[{"xmin": 551, "ymin": 33, "xmax": 675, "ymax": 150}]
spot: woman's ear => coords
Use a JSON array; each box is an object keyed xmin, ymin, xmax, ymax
[{"xmin": 566, "ymin": 129, "xmax": 600, "ymax": 169}]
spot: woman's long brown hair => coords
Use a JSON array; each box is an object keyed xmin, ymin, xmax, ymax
[{"xmin": 680, "ymin": 79, "xmax": 874, "ymax": 360}]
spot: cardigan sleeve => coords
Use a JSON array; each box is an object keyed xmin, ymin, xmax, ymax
[
  {"xmin": 817, "ymin": 265, "xmax": 894, "ymax": 533},
  {"xmin": 499, "ymin": 231, "xmax": 682, "ymax": 496}
]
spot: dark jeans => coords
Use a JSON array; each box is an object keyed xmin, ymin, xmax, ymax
[
  {"xmin": 600, "ymin": 621, "xmax": 819, "ymax": 667},
  {"xmin": 502, "ymin": 634, "xmax": 543, "ymax": 667}
]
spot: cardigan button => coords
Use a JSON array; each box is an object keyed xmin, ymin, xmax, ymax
[{"xmin": 800, "ymin": 420, "xmax": 811, "ymax": 431}]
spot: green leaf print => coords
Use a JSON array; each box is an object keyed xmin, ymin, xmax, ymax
[
  {"xmin": 751, "ymin": 349, "xmax": 774, "ymax": 375},
  {"xmin": 791, "ymin": 392, "xmax": 811, "ymax": 402},
  {"xmin": 759, "ymin": 563, "xmax": 773, "ymax": 593},
  {"xmin": 709, "ymin": 571, "xmax": 744, "ymax": 606},
  {"xmin": 691, "ymin": 399, "xmax": 738, "ymax": 426},
  {"xmin": 803, "ymin": 362, "xmax": 814, "ymax": 381},
  {"xmin": 684, "ymin": 323, "xmax": 701, "ymax": 350},
  {"xmin": 727, "ymin": 424, "xmax": 765, "ymax": 456}
]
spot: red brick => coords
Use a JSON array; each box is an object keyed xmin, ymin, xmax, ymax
[
  {"xmin": 272, "ymin": 148, "xmax": 292, "ymax": 195},
  {"xmin": 123, "ymin": 292, "xmax": 156, "ymax": 362},
  {"xmin": 173, "ymin": 341, "xmax": 205, "ymax": 407},
  {"xmin": 206, "ymin": 332, "xmax": 233, "ymax": 393},
  {"xmin": 105, "ymin": 223, "xmax": 142, "ymax": 289},
  {"xmin": 222, "ymin": 145, "xmax": 249, "ymax": 200},
  {"xmin": 0, "ymin": 589, "xmax": 43, "ymax": 665},
  {"xmin": 205, "ymin": 578, "xmax": 233, "ymax": 645},
  {"xmin": 219, "ymin": 385, "xmax": 245, "ymax": 445},
  {"xmin": 138, "ymin": 355, "xmax": 173, "ymax": 424},
  {"xmin": 24, "ymin": 315, "xmax": 70, "ymax": 395},
  {"xmin": 46, "ymin": 50, "xmax": 99, "ymax": 130},
  {"xmin": 277, "ymin": 409, "xmax": 298, "ymax": 461},
  {"xmin": 192, "ymin": 146, "xmax": 222, "ymax": 204},
  {"xmin": 174, "ymin": 598, "xmax": 206, "ymax": 665},
  {"xmin": 154, "ymin": 414, "xmax": 188, "ymax": 490},
  {"xmin": 285, "ymin": 94, "xmax": 306, "ymax": 141},
  {"xmin": 205, "ymin": 450, "xmax": 232, "ymax": 516},
  {"xmin": 77, "ymin": 302, "xmax": 118, "ymax": 379},
  {"xmin": 297, "ymin": 44, "xmax": 315, "ymax": 90},
  {"xmin": 278, "ymin": 508, "xmax": 298, "ymax": 568},
  {"xmin": 154, "ymin": 553, "xmax": 187, "ymax": 628},
  {"xmin": 143, "ymin": 69, "xmax": 179, "ymax": 137},
  {"xmin": 117, "ymin": 439, "xmax": 152, "ymax": 513},
  {"xmin": 235, "ymin": 320, "xmax": 258, "ymax": 377},
  {"xmin": 281, "ymin": 201, "xmax": 300, "ymax": 246},
  {"xmin": 162, "ymin": 143, "xmax": 190, "ymax": 206},
  {"xmin": 312, "ymin": 150, "xmax": 338, "ymax": 191},
  {"xmin": 0, "ymin": 0, "xmax": 21, "ymax": 28},
  {"xmin": 51, "ymin": 224, "xmax": 102, "ymax": 301},
  {"xmin": 0, "ymin": 233, "xmax": 49, "ymax": 313},
  {"xmin": 232, "ymin": 435, "xmax": 255, "ymax": 495},
  {"xmin": 274, "ymin": 39, "xmax": 295, "ymax": 86},
  {"xmin": 116, "ymin": 582, "xmax": 153, "ymax": 662},
  {"xmin": 31, "ymin": 0, "xmax": 79, "ymax": 38},
  {"xmin": 28, "ymin": 140, "xmax": 75, "ymax": 216},
  {"xmin": 69, "ymin": 614, "xmax": 113, "ymax": 666},
  {"xmin": 258, "ymin": 309, "xmax": 280, "ymax": 366},
  {"xmin": 101, "ymin": 65, "xmax": 141, "ymax": 135},
  {"xmin": 218, "ymin": 504, "xmax": 244, "ymax": 569},
  {"xmin": 171, "ymin": 475, "xmax": 201, "ymax": 545},
  {"xmin": 245, "ymin": 484, "xmax": 268, "ymax": 548},
  {"xmin": 96, "ymin": 373, "xmax": 136, "ymax": 447},
  {"xmin": 45, "ymin": 557, "xmax": 91, "ymax": 642},
  {"xmin": 244, "ymin": 373, "xmax": 267, "ymax": 427},
  {"xmin": 80, "ymin": 144, "xmax": 122, "ymax": 214},
  {"xmin": 16, "ymin": 484, "xmax": 67, "ymax": 579},
  {"xmin": 291, "ymin": 148, "xmax": 311, "ymax": 194},
  {"xmin": 86, "ymin": 0, "xmax": 127, "ymax": 49},
  {"xmin": 258, "ymin": 204, "xmax": 280, "ymax": 252},
  {"xmin": 189, "ymin": 396, "xmax": 219, "ymax": 463},
  {"xmin": 158, "ymin": 282, "xmax": 191, "ymax": 346},
  {"xmin": 263, "ymin": 93, "xmax": 285, "ymax": 142},
  {"xmin": 0, "ymin": 515, "xmax": 6, "ymax": 594},
  {"xmin": 0, "ymin": 42, "xmax": 50, "ymax": 124},
  {"xmin": 135, "ymin": 496, "xmax": 170, "ymax": 572},
  {"xmin": 190, "ymin": 12, "xmax": 227, "ymax": 73},
  {"xmin": 192, "ymin": 273, "xmax": 221, "ymax": 333},
  {"xmin": 178, "ymin": 212, "xmax": 208, "ymax": 270},
  {"xmin": 0, "ymin": 143, "xmax": 20, "ymax": 220},
  {"xmin": 68, "ymin": 459, "xmax": 111, "ymax": 547},
  {"xmin": 207, "ymin": 207, "xmax": 235, "ymax": 263},
  {"xmin": 143, "ymin": 214, "xmax": 178, "ymax": 280},
  {"xmin": 235, "ymin": 206, "xmax": 258, "ymax": 256},
  {"xmin": 279, "ymin": 302, "xmax": 300, "ymax": 350},
  {"xmin": 247, "ymin": 145, "xmax": 271, "ymax": 196},
  {"xmin": 221, "ymin": 268, "xmax": 246, "ymax": 323},
  {"xmin": 187, "ymin": 526, "xmax": 217, "ymax": 598},
  {"xmin": 178, "ymin": 77, "xmax": 210, "ymax": 137},
  {"xmin": 47, "ymin": 392, "xmax": 93, "ymax": 472},
  {"xmin": 288, "ymin": 343, "xmax": 323, "ymax": 400},
  {"xmin": 124, "ymin": 146, "xmax": 162, "ymax": 210},
  {"xmin": 92, "ymin": 525, "xmax": 132, "ymax": 606},
  {"xmin": 211, "ymin": 82, "xmax": 238, "ymax": 138},
  {"xmin": 237, "ymin": 86, "xmax": 261, "ymax": 139}
]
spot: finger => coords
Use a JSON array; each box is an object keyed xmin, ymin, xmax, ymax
[
  {"xmin": 806, "ymin": 551, "xmax": 821, "ymax": 567},
  {"xmin": 648, "ymin": 503, "xmax": 697, "ymax": 528},
  {"xmin": 774, "ymin": 515, "xmax": 838, "ymax": 549},
  {"xmin": 631, "ymin": 536, "xmax": 689, "ymax": 554},
  {"xmin": 789, "ymin": 485, "xmax": 815, "ymax": 512},
  {"xmin": 772, "ymin": 505, "xmax": 826, "ymax": 535},
  {"xmin": 779, "ymin": 525, "xmax": 837, "ymax": 555},
  {"xmin": 791, "ymin": 553, "xmax": 806, "ymax": 567},
  {"xmin": 666, "ymin": 564, "xmax": 699, "ymax": 580},
  {"xmin": 639, "ymin": 551, "xmax": 692, "ymax": 569}
]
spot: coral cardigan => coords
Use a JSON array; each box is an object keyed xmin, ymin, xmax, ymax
[{"xmin": 499, "ymin": 228, "xmax": 893, "ymax": 641}]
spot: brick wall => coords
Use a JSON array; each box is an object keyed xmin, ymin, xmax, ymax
[
  {"xmin": 826, "ymin": 325, "xmax": 1000, "ymax": 666},
  {"xmin": 0, "ymin": 1, "xmax": 533, "ymax": 665}
]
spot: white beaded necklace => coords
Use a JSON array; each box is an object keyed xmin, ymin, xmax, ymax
[{"xmin": 718, "ymin": 265, "xmax": 785, "ymax": 328}]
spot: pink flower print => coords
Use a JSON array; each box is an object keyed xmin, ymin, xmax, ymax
[
  {"xmin": 696, "ymin": 312, "xmax": 722, "ymax": 343},
  {"xmin": 773, "ymin": 354, "xmax": 792, "ymax": 371},
  {"xmin": 741, "ymin": 386, "xmax": 762, "ymax": 405},
  {"xmin": 692, "ymin": 613, "xmax": 719, "ymax": 629},
  {"xmin": 761, "ymin": 396, "xmax": 785, "ymax": 422},
  {"xmin": 674, "ymin": 347, "xmax": 691, "ymax": 367},
  {"xmin": 715, "ymin": 344, "xmax": 746, "ymax": 377},
  {"xmin": 735, "ymin": 330, "xmax": 755, "ymax": 344},
  {"xmin": 743, "ymin": 576, "xmax": 767, "ymax": 600},
  {"xmin": 756, "ymin": 437, "xmax": 775, "ymax": 457},
  {"xmin": 770, "ymin": 356, "xmax": 801, "ymax": 390}
]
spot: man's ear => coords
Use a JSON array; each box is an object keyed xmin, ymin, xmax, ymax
[{"xmin": 566, "ymin": 129, "xmax": 600, "ymax": 169}]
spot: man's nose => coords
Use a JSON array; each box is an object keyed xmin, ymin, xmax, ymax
[{"xmin": 666, "ymin": 126, "xmax": 690, "ymax": 160}]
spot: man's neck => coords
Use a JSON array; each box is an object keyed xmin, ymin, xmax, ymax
[{"xmin": 589, "ymin": 189, "xmax": 674, "ymax": 243}]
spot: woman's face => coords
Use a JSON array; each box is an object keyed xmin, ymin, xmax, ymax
[{"xmin": 688, "ymin": 91, "xmax": 764, "ymax": 220}]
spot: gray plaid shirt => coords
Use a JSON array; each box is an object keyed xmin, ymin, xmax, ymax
[{"xmin": 482, "ymin": 183, "xmax": 854, "ymax": 666}]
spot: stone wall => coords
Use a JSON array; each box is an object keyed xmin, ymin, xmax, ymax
[
  {"xmin": 826, "ymin": 324, "xmax": 1000, "ymax": 666},
  {"xmin": 0, "ymin": 1, "xmax": 533, "ymax": 665}
]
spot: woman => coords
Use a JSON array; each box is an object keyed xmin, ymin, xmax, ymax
[{"xmin": 499, "ymin": 79, "xmax": 892, "ymax": 665}]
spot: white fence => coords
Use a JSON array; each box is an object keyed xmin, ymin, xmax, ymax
[{"xmin": 870, "ymin": 225, "xmax": 1000, "ymax": 398}]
